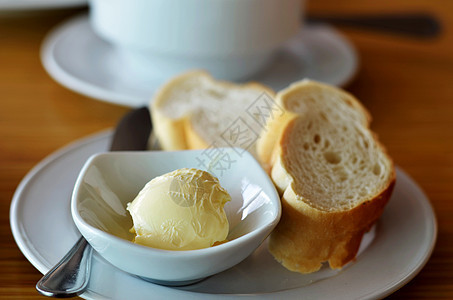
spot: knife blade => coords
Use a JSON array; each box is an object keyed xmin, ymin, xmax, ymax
[{"xmin": 36, "ymin": 107, "xmax": 152, "ymax": 297}]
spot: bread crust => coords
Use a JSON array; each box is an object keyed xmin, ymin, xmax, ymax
[
  {"xmin": 280, "ymin": 79, "xmax": 372, "ymax": 126},
  {"xmin": 261, "ymin": 80, "xmax": 396, "ymax": 273},
  {"xmin": 269, "ymin": 171, "xmax": 395, "ymax": 273},
  {"xmin": 151, "ymin": 71, "xmax": 200, "ymax": 150},
  {"xmin": 256, "ymin": 111, "xmax": 298, "ymax": 172},
  {"xmin": 151, "ymin": 70, "xmax": 275, "ymax": 152},
  {"xmin": 152, "ymin": 74, "xmax": 396, "ymax": 273},
  {"xmin": 151, "ymin": 109, "xmax": 189, "ymax": 150},
  {"xmin": 257, "ymin": 80, "xmax": 372, "ymax": 168}
]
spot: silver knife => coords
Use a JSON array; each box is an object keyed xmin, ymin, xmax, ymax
[{"xmin": 36, "ymin": 107, "xmax": 152, "ymax": 297}]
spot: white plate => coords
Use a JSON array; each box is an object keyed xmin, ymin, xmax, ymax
[
  {"xmin": 0, "ymin": 0, "xmax": 85, "ymax": 10},
  {"xmin": 40, "ymin": 14, "xmax": 359, "ymax": 107},
  {"xmin": 10, "ymin": 131, "xmax": 437, "ymax": 299}
]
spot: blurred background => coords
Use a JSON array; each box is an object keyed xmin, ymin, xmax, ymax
[{"xmin": 1, "ymin": 0, "xmax": 452, "ymax": 298}]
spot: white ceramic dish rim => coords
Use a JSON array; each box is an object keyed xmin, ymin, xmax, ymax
[
  {"xmin": 71, "ymin": 150, "xmax": 281, "ymax": 258},
  {"xmin": 9, "ymin": 131, "xmax": 437, "ymax": 299},
  {"xmin": 40, "ymin": 14, "xmax": 359, "ymax": 107}
]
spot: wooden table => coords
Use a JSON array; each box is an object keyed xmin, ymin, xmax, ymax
[{"xmin": 1, "ymin": 1, "xmax": 452, "ymax": 298}]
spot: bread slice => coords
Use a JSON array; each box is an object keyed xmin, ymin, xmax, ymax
[
  {"xmin": 151, "ymin": 71, "xmax": 275, "ymax": 157},
  {"xmin": 257, "ymin": 80, "xmax": 395, "ymax": 273},
  {"xmin": 257, "ymin": 79, "xmax": 371, "ymax": 168}
]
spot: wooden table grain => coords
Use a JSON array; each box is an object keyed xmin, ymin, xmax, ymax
[{"xmin": 1, "ymin": 1, "xmax": 452, "ymax": 299}]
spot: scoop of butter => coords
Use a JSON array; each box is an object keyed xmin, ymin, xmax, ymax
[{"xmin": 126, "ymin": 168, "xmax": 231, "ymax": 250}]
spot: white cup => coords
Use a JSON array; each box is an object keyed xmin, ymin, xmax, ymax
[{"xmin": 89, "ymin": 0, "xmax": 302, "ymax": 81}]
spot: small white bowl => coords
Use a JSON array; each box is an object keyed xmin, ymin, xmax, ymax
[{"xmin": 71, "ymin": 148, "xmax": 281, "ymax": 284}]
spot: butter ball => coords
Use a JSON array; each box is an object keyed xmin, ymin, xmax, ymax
[{"xmin": 127, "ymin": 168, "xmax": 230, "ymax": 250}]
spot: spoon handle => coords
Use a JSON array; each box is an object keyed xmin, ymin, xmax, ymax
[
  {"xmin": 36, "ymin": 237, "xmax": 92, "ymax": 297},
  {"xmin": 35, "ymin": 107, "xmax": 152, "ymax": 297}
]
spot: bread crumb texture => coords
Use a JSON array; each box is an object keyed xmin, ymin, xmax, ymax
[
  {"xmin": 151, "ymin": 71, "xmax": 275, "ymax": 156},
  {"xmin": 265, "ymin": 80, "xmax": 395, "ymax": 273}
]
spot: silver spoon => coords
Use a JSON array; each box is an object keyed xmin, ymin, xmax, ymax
[
  {"xmin": 36, "ymin": 107, "xmax": 152, "ymax": 297},
  {"xmin": 36, "ymin": 238, "xmax": 92, "ymax": 297}
]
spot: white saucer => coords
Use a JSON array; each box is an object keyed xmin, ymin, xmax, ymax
[
  {"xmin": 11, "ymin": 131, "xmax": 437, "ymax": 299},
  {"xmin": 0, "ymin": 0, "xmax": 85, "ymax": 10},
  {"xmin": 41, "ymin": 14, "xmax": 359, "ymax": 107}
]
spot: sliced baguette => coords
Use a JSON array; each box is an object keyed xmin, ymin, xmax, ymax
[
  {"xmin": 257, "ymin": 79, "xmax": 371, "ymax": 167},
  {"xmin": 151, "ymin": 71, "xmax": 275, "ymax": 157},
  {"xmin": 257, "ymin": 80, "xmax": 395, "ymax": 273}
]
